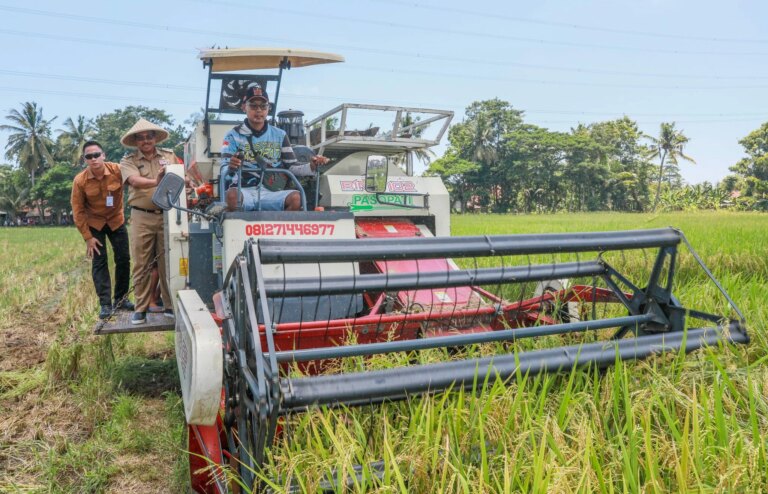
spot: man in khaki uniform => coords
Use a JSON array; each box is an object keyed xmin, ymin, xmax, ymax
[{"xmin": 120, "ymin": 118, "xmax": 181, "ymax": 325}]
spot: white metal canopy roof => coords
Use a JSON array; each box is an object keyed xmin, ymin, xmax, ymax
[{"xmin": 199, "ymin": 47, "xmax": 345, "ymax": 72}]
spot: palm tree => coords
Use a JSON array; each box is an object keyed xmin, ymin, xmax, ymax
[
  {"xmin": 0, "ymin": 102, "xmax": 56, "ymax": 186},
  {"xmin": 466, "ymin": 111, "xmax": 499, "ymax": 166},
  {"xmin": 400, "ymin": 112, "xmax": 435, "ymax": 169},
  {"xmin": 58, "ymin": 115, "xmax": 94, "ymax": 166},
  {"xmin": 646, "ymin": 122, "xmax": 695, "ymax": 212}
]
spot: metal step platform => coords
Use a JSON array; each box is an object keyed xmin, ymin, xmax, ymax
[{"xmin": 94, "ymin": 311, "xmax": 175, "ymax": 335}]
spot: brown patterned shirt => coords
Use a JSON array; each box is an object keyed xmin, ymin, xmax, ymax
[{"xmin": 70, "ymin": 162, "xmax": 125, "ymax": 240}]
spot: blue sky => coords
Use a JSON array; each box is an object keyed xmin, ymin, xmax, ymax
[{"xmin": 1, "ymin": 0, "xmax": 766, "ymax": 182}]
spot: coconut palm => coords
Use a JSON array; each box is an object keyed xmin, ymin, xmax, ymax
[
  {"xmin": 646, "ymin": 122, "xmax": 695, "ymax": 212},
  {"xmin": 400, "ymin": 112, "xmax": 435, "ymax": 169},
  {"xmin": 58, "ymin": 115, "xmax": 94, "ymax": 166},
  {"xmin": 0, "ymin": 102, "xmax": 56, "ymax": 186}
]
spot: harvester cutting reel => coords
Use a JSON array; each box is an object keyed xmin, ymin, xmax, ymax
[{"xmin": 177, "ymin": 227, "xmax": 747, "ymax": 492}]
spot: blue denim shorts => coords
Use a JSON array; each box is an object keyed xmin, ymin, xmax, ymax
[{"xmin": 239, "ymin": 185, "xmax": 292, "ymax": 211}]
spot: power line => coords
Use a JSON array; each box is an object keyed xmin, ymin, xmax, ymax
[
  {"xmin": 181, "ymin": 0, "xmax": 768, "ymax": 57},
  {"xmin": 3, "ymin": 3, "xmax": 768, "ymax": 68},
  {"xmin": 5, "ymin": 63, "xmax": 768, "ymax": 108},
  {"xmin": 0, "ymin": 86, "xmax": 764, "ymax": 124},
  {"xmin": 363, "ymin": 0, "xmax": 768, "ymax": 45},
  {"xmin": 344, "ymin": 64, "xmax": 768, "ymax": 89},
  {"xmin": 2, "ymin": 24, "xmax": 768, "ymax": 83},
  {"xmin": 0, "ymin": 69, "xmax": 203, "ymax": 91},
  {"xmin": 0, "ymin": 87, "xmax": 198, "ymax": 106},
  {"xmin": 0, "ymin": 28, "xmax": 191, "ymax": 55},
  {"xmin": 3, "ymin": 68, "xmax": 768, "ymax": 118}
]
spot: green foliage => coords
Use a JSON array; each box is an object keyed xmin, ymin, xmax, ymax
[
  {"xmin": 440, "ymin": 102, "xmax": 665, "ymax": 213},
  {"xmin": 581, "ymin": 117, "xmax": 654, "ymax": 211},
  {"xmin": 730, "ymin": 122, "xmax": 768, "ymax": 204},
  {"xmin": 433, "ymin": 105, "xmax": 747, "ymax": 214},
  {"xmin": 0, "ymin": 164, "xmax": 31, "ymax": 219},
  {"xmin": 32, "ymin": 163, "xmax": 79, "ymax": 220},
  {"xmin": 425, "ymin": 152, "xmax": 480, "ymax": 212},
  {"xmin": 657, "ymin": 182, "xmax": 729, "ymax": 211},
  {"xmin": 732, "ymin": 122, "xmax": 768, "ymax": 181},
  {"xmin": 444, "ymin": 99, "xmax": 526, "ymax": 211}
]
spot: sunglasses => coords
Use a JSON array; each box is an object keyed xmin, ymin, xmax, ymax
[
  {"xmin": 247, "ymin": 103, "xmax": 269, "ymax": 111},
  {"xmin": 84, "ymin": 152, "xmax": 103, "ymax": 160},
  {"xmin": 134, "ymin": 133, "xmax": 156, "ymax": 141}
]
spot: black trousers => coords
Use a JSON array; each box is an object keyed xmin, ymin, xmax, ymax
[{"xmin": 90, "ymin": 224, "xmax": 130, "ymax": 306}]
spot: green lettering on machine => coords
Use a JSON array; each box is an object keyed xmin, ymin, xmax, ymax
[{"xmin": 349, "ymin": 193, "xmax": 415, "ymax": 211}]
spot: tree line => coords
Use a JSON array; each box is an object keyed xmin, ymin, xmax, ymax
[
  {"xmin": 1, "ymin": 99, "xmax": 767, "ymax": 223},
  {"xmin": 426, "ymin": 99, "xmax": 768, "ymax": 213},
  {"xmin": 0, "ymin": 102, "xmax": 192, "ymax": 223}
]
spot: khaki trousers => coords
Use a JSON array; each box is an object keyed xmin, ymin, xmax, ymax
[{"xmin": 129, "ymin": 209, "xmax": 170, "ymax": 312}]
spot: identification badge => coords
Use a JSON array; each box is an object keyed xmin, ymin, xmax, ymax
[
  {"xmin": 159, "ymin": 159, "xmax": 169, "ymax": 166},
  {"xmin": 106, "ymin": 196, "xmax": 114, "ymax": 207}
]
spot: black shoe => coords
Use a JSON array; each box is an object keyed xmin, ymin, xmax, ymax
[
  {"xmin": 99, "ymin": 305, "xmax": 113, "ymax": 320},
  {"xmin": 163, "ymin": 309, "xmax": 175, "ymax": 319},
  {"xmin": 131, "ymin": 311, "xmax": 146, "ymax": 325},
  {"xmin": 113, "ymin": 299, "xmax": 135, "ymax": 311}
]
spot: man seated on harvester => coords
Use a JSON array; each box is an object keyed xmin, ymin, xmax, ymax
[{"xmin": 220, "ymin": 84, "xmax": 328, "ymax": 211}]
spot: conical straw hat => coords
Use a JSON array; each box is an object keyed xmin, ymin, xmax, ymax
[{"xmin": 121, "ymin": 118, "xmax": 170, "ymax": 147}]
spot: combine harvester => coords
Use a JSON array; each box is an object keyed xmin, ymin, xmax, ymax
[{"xmin": 103, "ymin": 48, "xmax": 749, "ymax": 492}]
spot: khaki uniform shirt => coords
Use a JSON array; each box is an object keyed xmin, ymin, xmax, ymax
[
  {"xmin": 70, "ymin": 162, "xmax": 125, "ymax": 241},
  {"xmin": 120, "ymin": 147, "xmax": 180, "ymax": 210}
]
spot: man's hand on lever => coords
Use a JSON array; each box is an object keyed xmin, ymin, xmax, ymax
[{"xmin": 310, "ymin": 155, "xmax": 329, "ymax": 171}]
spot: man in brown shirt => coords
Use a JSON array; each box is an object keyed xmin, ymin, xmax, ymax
[
  {"xmin": 71, "ymin": 140, "xmax": 133, "ymax": 319},
  {"xmin": 120, "ymin": 118, "xmax": 181, "ymax": 325}
]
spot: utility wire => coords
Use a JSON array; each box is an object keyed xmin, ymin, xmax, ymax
[
  {"xmin": 0, "ymin": 86, "xmax": 764, "ymax": 125},
  {"xmin": 5, "ymin": 64, "xmax": 768, "ymax": 102},
  {"xmin": 3, "ymin": 3, "xmax": 768, "ymax": 66},
  {"xmin": 1, "ymin": 25, "xmax": 768, "ymax": 83},
  {"xmin": 343, "ymin": 64, "xmax": 768, "ymax": 89},
  {"xmin": 0, "ymin": 86, "xmax": 198, "ymax": 106},
  {"xmin": 362, "ymin": 0, "xmax": 768, "ymax": 45},
  {"xmin": 182, "ymin": 0, "xmax": 768, "ymax": 57},
  {"xmin": 0, "ymin": 28, "xmax": 192, "ymax": 55},
  {"xmin": 2, "ymin": 69, "xmax": 768, "ymax": 118},
  {"xmin": 0, "ymin": 69, "xmax": 203, "ymax": 91}
]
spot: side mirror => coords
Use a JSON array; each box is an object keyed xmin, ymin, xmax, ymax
[
  {"xmin": 365, "ymin": 155, "xmax": 388, "ymax": 193},
  {"xmin": 152, "ymin": 173, "xmax": 185, "ymax": 211}
]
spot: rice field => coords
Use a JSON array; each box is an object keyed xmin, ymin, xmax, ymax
[{"xmin": 0, "ymin": 211, "xmax": 766, "ymax": 493}]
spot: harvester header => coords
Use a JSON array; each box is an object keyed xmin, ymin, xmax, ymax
[{"xmin": 181, "ymin": 224, "xmax": 747, "ymax": 490}]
